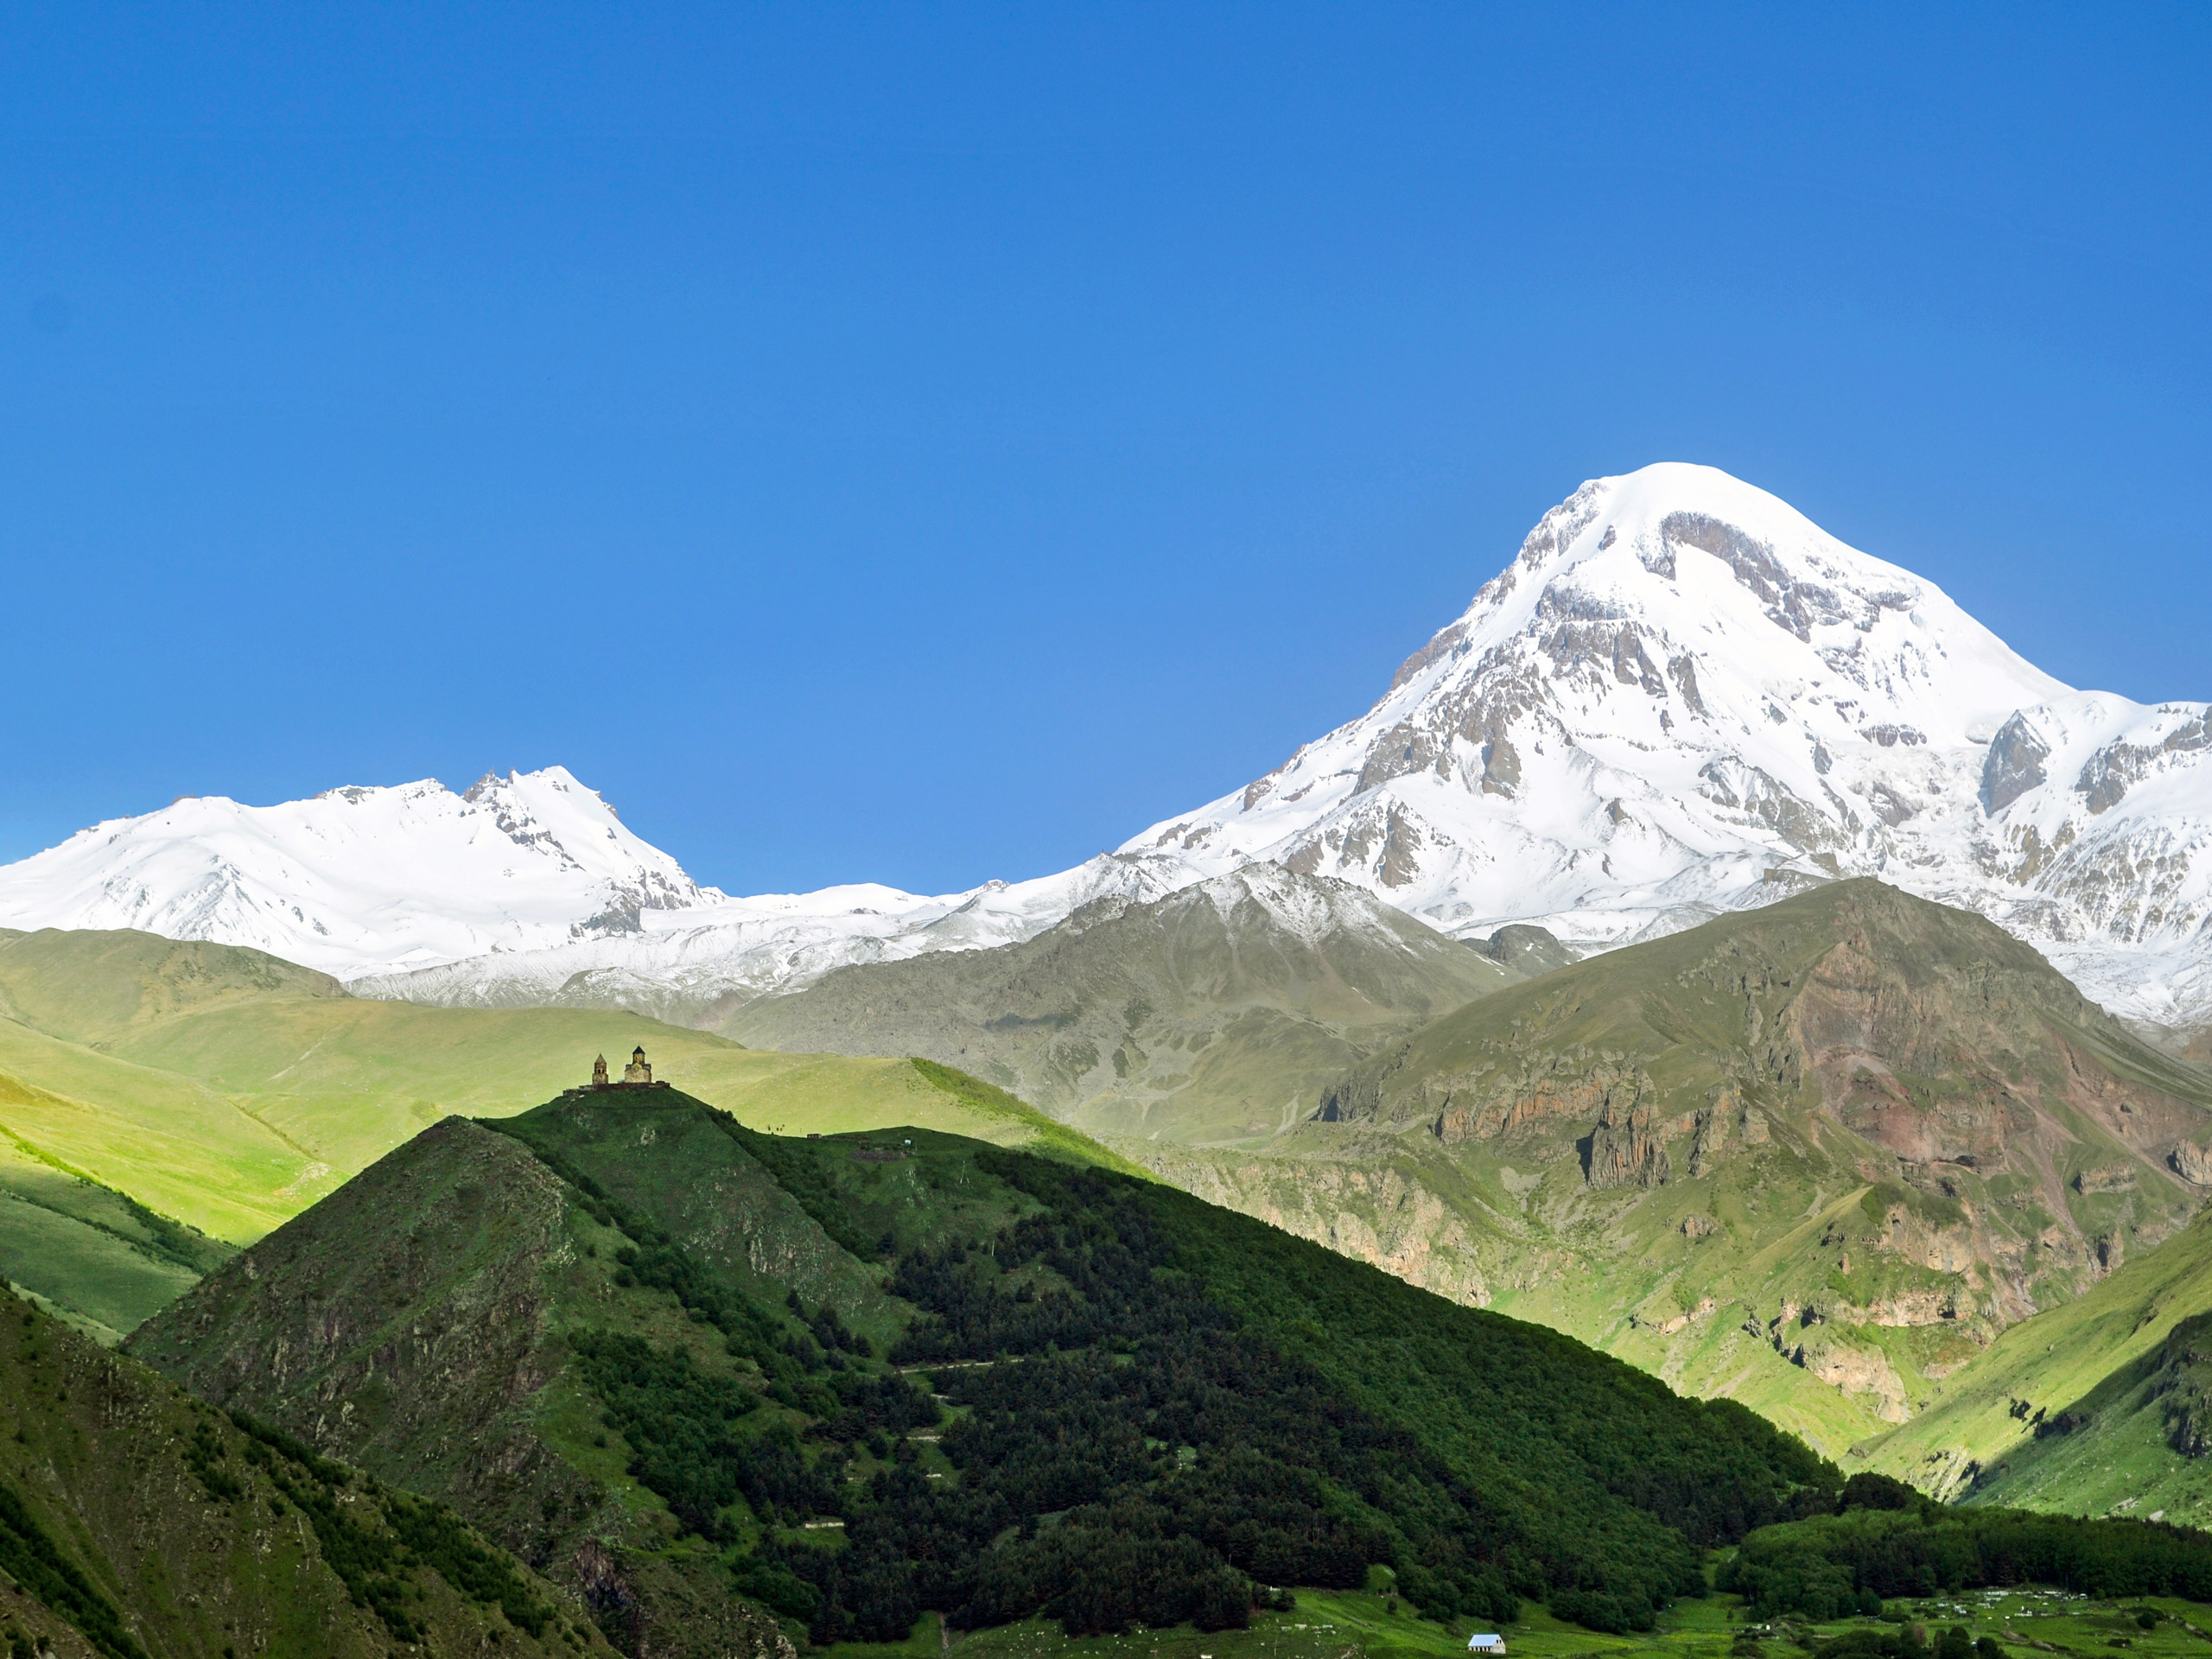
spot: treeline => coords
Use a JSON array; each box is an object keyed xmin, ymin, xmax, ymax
[{"xmin": 1722, "ymin": 1498, "xmax": 2212, "ymax": 1617}]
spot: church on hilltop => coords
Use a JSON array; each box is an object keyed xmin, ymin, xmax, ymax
[{"xmin": 574, "ymin": 1046, "xmax": 669, "ymax": 1093}]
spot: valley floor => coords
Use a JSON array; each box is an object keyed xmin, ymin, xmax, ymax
[{"xmin": 814, "ymin": 1584, "xmax": 2212, "ymax": 1659}]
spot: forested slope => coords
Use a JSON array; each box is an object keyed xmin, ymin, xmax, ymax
[
  {"xmin": 134, "ymin": 1088, "xmax": 1838, "ymax": 1652},
  {"xmin": 0, "ymin": 1290, "xmax": 613, "ymax": 1658}
]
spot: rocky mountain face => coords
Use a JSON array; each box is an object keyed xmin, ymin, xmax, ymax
[
  {"xmin": 1115, "ymin": 464, "xmax": 2212, "ymax": 1031},
  {"xmin": 1117, "ymin": 881, "xmax": 2212, "ymax": 1456},
  {"xmin": 726, "ymin": 866, "xmax": 1523, "ymax": 1144}
]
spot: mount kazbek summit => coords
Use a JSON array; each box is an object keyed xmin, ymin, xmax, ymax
[{"xmin": 3, "ymin": 462, "xmax": 2206, "ymax": 1029}]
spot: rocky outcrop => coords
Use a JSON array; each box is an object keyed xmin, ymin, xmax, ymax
[
  {"xmin": 1586, "ymin": 1081, "xmax": 1669, "ymax": 1189},
  {"xmin": 1428, "ymin": 1056, "xmax": 1648, "ymax": 1146},
  {"xmin": 1791, "ymin": 1335, "xmax": 1910, "ymax": 1423},
  {"xmin": 1830, "ymin": 1288, "xmax": 1957, "ymax": 1327},
  {"xmin": 2075, "ymin": 712, "xmax": 2211, "ymax": 817},
  {"xmin": 2075, "ymin": 1166, "xmax": 2139, "ymax": 1194},
  {"xmin": 1981, "ymin": 713, "xmax": 2052, "ymax": 815}
]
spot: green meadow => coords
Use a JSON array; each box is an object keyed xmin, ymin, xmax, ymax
[
  {"xmin": 0, "ymin": 927, "xmax": 1129, "ymax": 1339},
  {"xmin": 814, "ymin": 1582, "xmax": 2212, "ymax": 1659}
]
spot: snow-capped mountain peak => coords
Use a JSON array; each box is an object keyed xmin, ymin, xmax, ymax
[
  {"xmin": 0, "ymin": 766, "xmax": 721, "ymax": 976},
  {"xmin": 1106, "ymin": 463, "xmax": 2212, "ymax": 1026},
  {"xmin": 3, "ymin": 462, "xmax": 2207, "ymax": 1031}
]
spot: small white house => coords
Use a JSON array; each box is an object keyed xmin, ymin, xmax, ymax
[{"xmin": 1468, "ymin": 1637, "xmax": 1507, "ymax": 1655}]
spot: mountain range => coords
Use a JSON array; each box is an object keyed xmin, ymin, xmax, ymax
[
  {"xmin": 741, "ymin": 871, "xmax": 2212, "ymax": 1461},
  {"xmin": 725, "ymin": 864, "xmax": 1524, "ymax": 1145},
  {"xmin": 8, "ymin": 457, "xmax": 2212, "ymax": 1590},
  {"xmin": 3, "ymin": 463, "xmax": 2207, "ymax": 1035}
]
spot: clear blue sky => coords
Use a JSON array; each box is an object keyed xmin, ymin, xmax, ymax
[{"xmin": 3, "ymin": 5, "xmax": 2207, "ymax": 895}]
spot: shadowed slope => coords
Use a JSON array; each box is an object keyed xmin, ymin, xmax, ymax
[{"xmin": 0, "ymin": 1293, "xmax": 615, "ymax": 1658}]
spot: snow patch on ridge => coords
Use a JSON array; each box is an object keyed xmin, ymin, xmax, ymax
[{"xmin": 346, "ymin": 853, "xmax": 1192, "ymax": 1018}]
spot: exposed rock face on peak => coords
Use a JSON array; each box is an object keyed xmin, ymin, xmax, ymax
[
  {"xmin": 1980, "ymin": 713, "xmax": 2052, "ymax": 815},
  {"xmin": 1113, "ymin": 463, "xmax": 2212, "ymax": 1027}
]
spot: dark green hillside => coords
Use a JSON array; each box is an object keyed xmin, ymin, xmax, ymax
[
  {"xmin": 0, "ymin": 1289, "xmax": 613, "ymax": 1658},
  {"xmin": 1721, "ymin": 1497, "xmax": 2212, "ymax": 1618},
  {"xmin": 136, "ymin": 1087, "xmax": 1837, "ymax": 1654}
]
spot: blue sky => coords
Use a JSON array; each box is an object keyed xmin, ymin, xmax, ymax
[{"xmin": 3, "ymin": 5, "xmax": 2207, "ymax": 895}]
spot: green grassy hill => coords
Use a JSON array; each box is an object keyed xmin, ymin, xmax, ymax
[
  {"xmin": 0, "ymin": 926, "xmax": 1124, "ymax": 1342},
  {"xmin": 1857, "ymin": 1203, "xmax": 2212, "ymax": 1523},
  {"xmin": 1096, "ymin": 881, "xmax": 2212, "ymax": 1459},
  {"xmin": 0, "ymin": 1288, "xmax": 621, "ymax": 1659},
  {"xmin": 0, "ymin": 926, "xmax": 348, "ymax": 1045},
  {"xmin": 131, "ymin": 1087, "xmax": 1837, "ymax": 1656},
  {"xmin": 726, "ymin": 868, "xmax": 1524, "ymax": 1146}
]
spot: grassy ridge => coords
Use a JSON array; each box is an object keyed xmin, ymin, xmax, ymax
[
  {"xmin": 0, "ymin": 1143, "xmax": 226, "ymax": 1342},
  {"xmin": 0, "ymin": 925, "xmax": 1134, "ymax": 1339},
  {"xmin": 143, "ymin": 1089, "xmax": 1839, "ymax": 1653},
  {"xmin": 724, "ymin": 869, "xmax": 1521, "ymax": 1147},
  {"xmin": 1860, "ymin": 1207, "xmax": 2212, "ymax": 1520},
  {"xmin": 0, "ymin": 1016, "xmax": 312, "ymax": 1241}
]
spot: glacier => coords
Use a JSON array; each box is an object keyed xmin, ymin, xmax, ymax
[{"xmin": 0, "ymin": 767, "xmax": 714, "ymax": 975}]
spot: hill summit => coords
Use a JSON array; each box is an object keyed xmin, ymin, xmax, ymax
[
  {"xmin": 132, "ymin": 1087, "xmax": 1837, "ymax": 1651},
  {"xmin": 1121, "ymin": 880, "xmax": 2212, "ymax": 1453}
]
